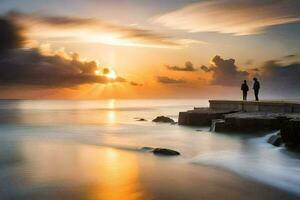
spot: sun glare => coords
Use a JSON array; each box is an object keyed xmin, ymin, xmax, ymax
[
  {"xmin": 106, "ymin": 70, "xmax": 117, "ymax": 80},
  {"xmin": 95, "ymin": 69, "xmax": 101, "ymax": 76},
  {"xmin": 95, "ymin": 68, "xmax": 117, "ymax": 80}
]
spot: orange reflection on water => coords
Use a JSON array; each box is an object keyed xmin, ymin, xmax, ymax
[
  {"xmin": 106, "ymin": 99, "xmax": 117, "ymax": 124},
  {"xmin": 106, "ymin": 110, "xmax": 116, "ymax": 124},
  {"xmin": 87, "ymin": 148, "xmax": 144, "ymax": 200},
  {"xmin": 20, "ymin": 139, "xmax": 147, "ymax": 200}
]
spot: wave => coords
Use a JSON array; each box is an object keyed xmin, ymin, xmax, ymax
[{"xmin": 191, "ymin": 133, "xmax": 300, "ymax": 196}]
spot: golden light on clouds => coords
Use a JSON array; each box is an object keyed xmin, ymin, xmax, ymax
[
  {"xmin": 154, "ymin": 0, "xmax": 300, "ymax": 35},
  {"xmin": 9, "ymin": 11, "xmax": 204, "ymax": 49},
  {"xmin": 105, "ymin": 69, "xmax": 117, "ymax": 80},
  {"xmin": 95, "ymin": 67, "xmax": 118, "ymax": 80}
]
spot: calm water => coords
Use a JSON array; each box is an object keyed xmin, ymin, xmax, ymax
[{"xmin": 0, "ymin": 99, "xmax": 299, "ymax": 200}]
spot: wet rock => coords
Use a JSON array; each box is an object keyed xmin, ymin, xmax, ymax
[
  {"xmin": 267, "ymin": 134, "xmax": 282, "ymax": 147},
  {"xmin": 136, "ymin": 118, "xmax": 147, "ymax": 121},
  {"xmin": 281, "ymin": 119, "xmax": 300, "ymax": 147},
  {"xmin": 212, "ymin": 112, "xmax": 296, "ymax": 132},
  {"xmin": 153, "ymin": 148, "xmax": 180, "ymax": 156},
  {"xmin": 152, "ymin": 116, "xmax": 174, "ymax": 123},
  {"xmin": 141, "ymin": 147, "xmax": 155, "ymax": 152}
]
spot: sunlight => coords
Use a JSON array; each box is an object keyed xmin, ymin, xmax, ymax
[
  {"xmin": 95, "ymin": 68, "xmax": 117, "ymax": 80},
  {"xmin": 108, "ymin": 99, "xmax": 115, "ymax": 109},
  {"xmin": 105, "ymin": 69, "xmax": 117, "ymax": 80},
  {"xmin": 95, "ymin": 69, "xmax": 101, "ymax": 76},
  {"xmin": 107, "ymin": 110, "xmax": 116, "ymax": 124}
]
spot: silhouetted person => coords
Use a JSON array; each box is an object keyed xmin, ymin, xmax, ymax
[
  {"xmin": 241, "ymin": 80, "xmax": 249, "ymax": 100},
  {"xmin": 253, "ymin": 78, "xmax": 260, "ymax": 101}
]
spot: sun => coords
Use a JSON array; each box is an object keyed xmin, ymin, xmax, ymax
[
  {"xmin": 106, "ymin": 70, "xmax": 117, "ymax": 80},
  {"xmin": 95, "ymin": 68, "xmax": 117, "ymax": 80}
]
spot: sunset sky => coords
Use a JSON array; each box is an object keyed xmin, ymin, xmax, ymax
[{"xmin": 0, "ymin": 0, "xmax": 300, "ymax": 99}]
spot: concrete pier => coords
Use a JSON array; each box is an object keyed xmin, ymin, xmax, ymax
[
  {"xmin": 178, "ymin": 100, "xmax": 300, "ymax": 149},
  {"xmin": 209, "ymin": 100, "xmax": 300, "ymax": 113},
  {"xmin": 179, "ymin": 100, "xmax": 300, "ymax": 127}
]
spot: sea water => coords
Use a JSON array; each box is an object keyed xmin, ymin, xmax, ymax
[{"xmin": 0, "ymin": 99, "xmax": 299, "ymax": 200}]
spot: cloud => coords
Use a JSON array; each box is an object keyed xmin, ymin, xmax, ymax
[
  {"xmin": 130, "ymin": 81, "xmax": 143, "ymax": 86},
  {"xmin": 201, "ymin": 55, "xmax": 249, "ymax": 86},
  {"xmin": 154, "ymin": 0, "xmax": 300, "ymax": 35},
  {"xmin": 8, "ymin": 11, "xmax": 204, "ymax": 49},
  {"xmin": 166, "ymin": 61, "xmax": 197, "ymax": 71},
  {"xmin": 0, "ymin": 16, "xmax": 125, "ymax": 88},
  {"xmin": 283, "ymin": 54, "xmax": 300, "ymax": 60},
  {"xmin": 200, "ymin": 55, "xmax": 300, "ymax": 96},
  {"xmin": 0, "ymin": 48, "xmax": 125, "ymax": 87},
  {"xmin": 200, "ymin": 65, "xmax": 213, "ymax": 73},
  {"xmin": 157, "ymin": 76, "xmax": 186, "ymax": 84},
  {"xmin": 259, "ymin": 60, "xmax": 300, "ymax": 92},
  {"xmin": 0, "ymin": 18, "xmax": 24, "ymax": 51},
  {"xmin": 284, "ymin": 54, "xmax": 297, "ymax": 59}
]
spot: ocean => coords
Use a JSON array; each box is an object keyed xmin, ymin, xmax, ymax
[{"xmin": 0, "ymin": 99, "xmax": 299, "ymax": 200}]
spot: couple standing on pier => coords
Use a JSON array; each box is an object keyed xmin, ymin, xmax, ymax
[{"xmin": 241, "ymin": 78, "xmax": 260, "ymax": 101}]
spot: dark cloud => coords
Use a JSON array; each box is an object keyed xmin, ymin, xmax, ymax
[
  {"xmin": 283, "ymin": 54, "xmax": 300, "ymax": 60},
  {"xmin": 200, "ymin": 65, "xmax": 214, "ymax": 72},
  {"xmin": 103, "ymin": 68, "xmax": 110, "ymax": 75},
  {"xmin": 8, "ymin": 11, "xmax": 95, "ymax": 27},
  {"xmin": 0, "ymin": 18, "xmax": 24, "ymax": 52},
  {"xmin": 0, "ymin": 16, "xmax": 125, "ymax": 88},
  {"xmin": 130, "ymin": 81, "xmax": 143, "ymax": 86},
  {"xmin": 201, "ymin": 55, "xmax": 249, "ymax": 86},
  {"xmin": 284, "ymin": 54, "xmax": 297, "ymax": 59},
  {"xmin": 0, "ymin": 48, "xmax": 125, "ymax": 87},
  {"xmin": 259, "ymin": 60, "xmax": 300, "ymax": 92},
  {"xmin": 166, "ymin": 61, "xmax": 197, "ymax": 72},
  {"xmin": 201, "ymin": 55, "xmax": 300, "ymax": 96},
  {"xmin": 157, "ymin": 76, "xmax": 186, "ymax": 84}
]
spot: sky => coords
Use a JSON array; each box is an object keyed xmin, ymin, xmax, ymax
[{"xmin": 0, "ymin": 0, "xmax": 300, "ymax": 99}]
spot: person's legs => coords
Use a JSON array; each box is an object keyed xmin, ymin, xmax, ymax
[
  {"xmin": 255, "ymin": 90, "xmax": 259, "ymax": 101},
  {"xmin": 243, "ymin": 92, "xmax": 247, "ymax": 100}
]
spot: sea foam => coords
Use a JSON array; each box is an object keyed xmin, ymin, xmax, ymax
[{"xmin": 191, "ymin": 133, "xmax": 300, "ymax": 196}]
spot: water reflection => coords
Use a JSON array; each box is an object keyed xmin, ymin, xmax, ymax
[
  {"xmin": 106, "ymin": 111, "xmax": 116, "ymax": 124},
  {"xmin": 0, "ymin": 99, "xmax": 206, "ymax": 125},
  {"xmin": 17, "ymin": 139, "xmax": 146, "ymax": 200},
  {"xmin": 88, "ymin": 148, "xmax": 144, "ymax": 200},
  {"xmin": 107, "ymin": 99, "xmax": 116, "ymax": 110}
]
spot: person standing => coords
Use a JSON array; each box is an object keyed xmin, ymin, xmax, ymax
[
  {"xmin": 253, "ymin": 78, "xmax": 260, "ymax": 101},
  {"xmin": 241, "ymin": 80, "xmax": 249, "ymax": 101}
]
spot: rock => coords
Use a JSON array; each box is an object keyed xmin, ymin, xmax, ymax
[
  {"xmin": 136, "ymin": 118, "xmax": 147, "ymax": 121},
  {"xmin": 178, "ymin": 108, "xmax": 237, "ymax": 126},
  {"xmin": 267, "ymin": 134, "xmax": 282, "ymax": 147},
  {"xmin": 212, "ymin": 112, "xmax": 295, "ymax": 133},
  {"xmin": 153, "ymin": 148, "xmax": 180, "ymax": 156},
  {"xmin": 152, "ymin": 116, "xmax": 174, "ymax": 123},
  {"xmin": 281, "ymin": 119, "xmax": 300, "ymax": 147},
  {"xmin": 141, "ymin": 147, "xmax": 155, "ymax": 152}
]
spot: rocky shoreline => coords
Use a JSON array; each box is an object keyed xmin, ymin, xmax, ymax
[{"xmin": 179, "ymin": 100, "xmax": 300, "ymax": 150}]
